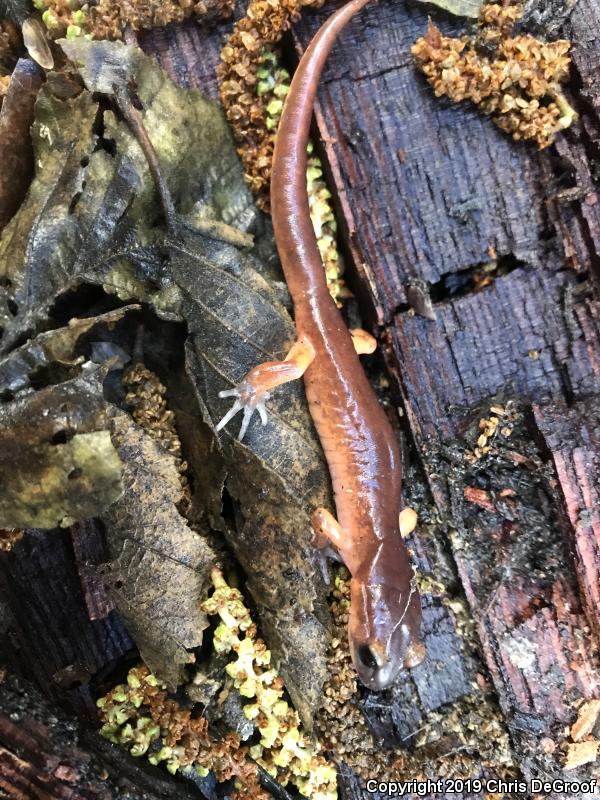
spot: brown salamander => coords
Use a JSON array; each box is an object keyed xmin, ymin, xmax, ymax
[{"xmin": 217, "ymin": 0, "xmax": 424, "ymax": 689}]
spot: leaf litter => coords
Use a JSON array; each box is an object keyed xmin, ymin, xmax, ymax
[{"xmin": 0, "ymin": 38, "xmax": 333, "ymax": 724}]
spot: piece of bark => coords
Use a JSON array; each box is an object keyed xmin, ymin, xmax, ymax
[
  {"xmin": 71, "ymin": 519, "xmax": 116, "ymax": 621},
  {"xmin": 516, "ymin": 0, "xmax": 580, "ymax": 37},
  {"xmin": 137, "ymin": 18, "xmax": 227, "ymax": 101},
  {"xmin": 0, "ymin": 58, "xmax": 43, "ymax": 232},
  {"xmin": 389, "ymin": 270, "xmax": 600, "ymax": 441},
  {"xmin": 532, "ymin": 399, "xmax": 600, "ymax": 641},
  {"xmin": 0, "ymin": 529, "xmax": 133, "ymax": 717},
  {"xmin": 293, "ymin": 2, "xmax": 556, "ymax": 322}
]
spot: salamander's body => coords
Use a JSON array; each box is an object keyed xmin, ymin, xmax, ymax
[{"xmin": 217, "ymin": 0, "xmax": 423, "ymax": 689}]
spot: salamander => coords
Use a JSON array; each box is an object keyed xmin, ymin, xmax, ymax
[{"xmin": 216, "ymin": 0, "xmax": 424, "ymax": 689}]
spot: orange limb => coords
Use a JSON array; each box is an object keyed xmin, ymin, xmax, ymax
[
  {"xmin": 311, "ymin": 507, "xmax": 348, "ymax": 551},
  {"xmin": 350, "ymin": 328, "xmax": 377, "ymax": 355},
  {"xmin": 216, "ymin": 336, "xmax": 315, "ymax": 440}
]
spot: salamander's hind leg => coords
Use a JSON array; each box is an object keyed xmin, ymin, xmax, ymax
[
  {"xmin": 216, "ymin": 336, "xmax": 315, "ymax": 441},
  {"xmin": 350, "ymin": 328, "xmax": 377, "ymax": 355}
]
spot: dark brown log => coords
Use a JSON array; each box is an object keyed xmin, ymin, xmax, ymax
[
  {"xmin": 0, "ymin": 529, "xmax": 134, "ymax": 718},
  {"xmin": 532, "ymin": 399, "xmax": 600, "ymax": 640}
]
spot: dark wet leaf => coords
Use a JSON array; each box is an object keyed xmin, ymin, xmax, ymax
[
  {"xmin": 178, "ymin": 240, "xmax": 334, "ymax": 724},
  {"xmin": 0, "ymin": 366, "xmax": 123, "ymax": 528},
  {"xmin": 142, "ymin": 215, "xmax": 334, "ymax": 723},
  {"xmin": 0, "ymin": 40, "xmax": 261, "ymax": 353},
  {"xmin": 100, "ymin": 414, "xmax": 218, "ymax": 689},
  {"xmin": 0, "ymin": 306, "xmax": 138, "ymax": 397}
]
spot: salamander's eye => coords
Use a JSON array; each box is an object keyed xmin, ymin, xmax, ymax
[{"xmin": 357, "ymin": 644, "xmax": 378, "ymax": 669}]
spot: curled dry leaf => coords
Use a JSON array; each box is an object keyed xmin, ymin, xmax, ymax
[
  {"xmin": 0, "ymin": 58, "xmax": 43, "ymax": 232},
  {"xmin": 412, "ymin": 0, "xmax": 483, "ymax": 17},
  {"xmin": 100, "ymin": 415, "xmax": 218, "ymax": 689},
  {"xmin": 570, "ymin": 699, "xmax": 600, "ymax": 742},
  {"xmin": 0, "ymin": 306, "xmax": 138, "ymax": 396}
]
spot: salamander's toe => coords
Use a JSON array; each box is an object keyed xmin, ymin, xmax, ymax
[{"xmin": 215, "ymin": 383, "xmax": 270, "ymax": 441}]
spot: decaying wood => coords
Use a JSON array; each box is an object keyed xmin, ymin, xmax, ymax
[
  {"xmin": 286, "ymin": 0, "xmax": 600, "ymax": 788},
  {"xmin": 71, "ymin": 519, "xmax": 116, "ymax": 621},
  {"xmin": 0, "ymin": 529, "xmax": 133, "ymax": 718},
  {"xmin": 0, "ymin": 673, "xmax": 204, "ymax": 800},
  {"xmin": 533, "ymin": 399, "xmax": 600, "ymax": 641},
  {"xmin": 1, "ymin": 0, "xmax": 599, "ymax": 796}
]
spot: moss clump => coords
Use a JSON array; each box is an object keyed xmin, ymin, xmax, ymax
[{"xmin": 412, "ymin": 0, "xmax": 576, "ymax": 148}]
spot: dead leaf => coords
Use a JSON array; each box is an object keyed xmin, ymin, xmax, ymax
[
  {"xmin": 0, "ymin": 366, "xmax": 123, "ymax": 528},
  {"xmin": 0, "ymin": 40, "xmax": 261, "ymax": 353},
  {"xmin": 100, "ymin": 414, "xmax": 218, "ymax": 688},
  {"xmin": 0, "ymin": 40, "xmax": 332, "ymax": 724},
  {"xmin": 66, "ymin": 40, "xmax": 334, "ymax": 724},
  {"xmin": 0, "ymin": 306, "xmax": 138, "ymax": 397},
  {"xmin": 564, "ymin": 739, "xmax": 599, "ymax": 770},
  {"xmin": 571, "ymin": 699, "xmax": 600, "ymax": 742}
]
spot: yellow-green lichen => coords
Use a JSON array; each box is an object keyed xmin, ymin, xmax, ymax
[
  {"xmin": 97, "ymin": 569, "xmax": 337, "ymax": 800},
  {"xmin": 200, "ymin": 568, "xmax": 338, "ymax": 800},
  {"xmin": 257, "ymin": 50, "xmax": 350, "ymax": 307}
]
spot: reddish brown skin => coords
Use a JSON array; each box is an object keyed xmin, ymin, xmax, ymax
[{"xmin": 270, "ymin": 0, "xmax": 422, "ymax": 689}]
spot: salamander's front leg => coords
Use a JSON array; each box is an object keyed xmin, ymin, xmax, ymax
[
  {"xmin": 311, "ymin": 507, "xmax": 349, "ymax": 551},
  {"xmin": 216, "ymin": 336, "xmax": 315, "ymax": 441}
]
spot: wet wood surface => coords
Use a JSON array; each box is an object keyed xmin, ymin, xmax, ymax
[
  {"xmin": 1, "ymin": 1, "xmax": 599, "ymax": 798},
  {"xmin": 0, "ymin": 529, "xmax": 134, "ymax": 719}
]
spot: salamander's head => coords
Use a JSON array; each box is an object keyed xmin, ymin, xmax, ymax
[{"xmin": 348, "ymin": 574, "xmax": 424, "ymax": 691}]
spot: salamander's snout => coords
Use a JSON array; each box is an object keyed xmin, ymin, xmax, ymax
[
  {"xmin": 348, "ymin": 578, "xmax": 424, "ymax": 690},
  {"xmin": 354, "ymin": 641, "xmax": 394, "ymax": 691}
]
